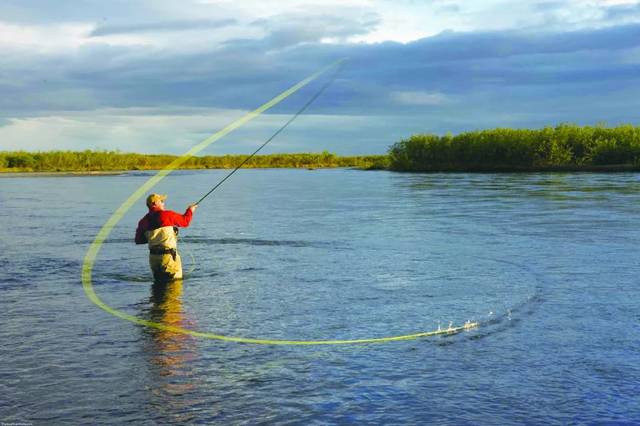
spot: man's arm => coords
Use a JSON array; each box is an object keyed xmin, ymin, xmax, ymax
[
  {"xmin": 135, "ymin": 216, "xmax": 148, "ymax": 244},
  {"xmin": 165, "ymin": 205, "xmax": 197, "ymax": 227}
]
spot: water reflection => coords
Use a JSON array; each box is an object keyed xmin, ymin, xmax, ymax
[{"xmin": 144, "ymin": 279, "xmax": 202, "ymax": 423}]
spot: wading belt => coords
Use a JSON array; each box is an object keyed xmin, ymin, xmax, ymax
[{"xmin": 149, "ymin": 247, "xmax": 177, "ymax": 260}]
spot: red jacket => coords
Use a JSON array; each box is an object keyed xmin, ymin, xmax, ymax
[{"xmin": 135, "ymin": 206, "xmax": 193, "ymax": 244}]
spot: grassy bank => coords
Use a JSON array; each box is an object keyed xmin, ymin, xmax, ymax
[
  {"xmin": 0, "ymin": 150, "xmax": 389, "ymax": 173},
  {"xmin": 388, "ymin": 124, "xmax": 640, "ymax": 172}
]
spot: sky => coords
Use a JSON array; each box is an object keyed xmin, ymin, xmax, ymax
[{"xmin": 1, "ymin": 0, "xmax": 640, "ymax": 155}]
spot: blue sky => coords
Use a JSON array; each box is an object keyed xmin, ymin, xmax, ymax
[{"xmin": 1, "ymin": 0, "xmax": 640, "ymax": 155}]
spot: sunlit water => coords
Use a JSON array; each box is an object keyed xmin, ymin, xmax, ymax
[{"xmin": 1, "ymin": 169, "xmax": 639, "ymax": 424}]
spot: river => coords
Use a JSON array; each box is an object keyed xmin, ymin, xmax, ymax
[{"xmin": 1, "ymin": 169, "xmax": 639, "ymax": 424}]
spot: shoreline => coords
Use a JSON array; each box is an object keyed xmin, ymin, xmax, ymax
[
  {"xmin": 388, "ymin": 164, "xmax": 640, "ymax": 173},
  {"xmin": 0, "ymin": 170, "xmax": 130, "ymax": 177},
  {"xmin": 1, "ymin": 163, "xmax": 639, "ymax": 176},
  {"xmin": 0, "ymin": 167, "xmax": 369, "ymax": 177}
]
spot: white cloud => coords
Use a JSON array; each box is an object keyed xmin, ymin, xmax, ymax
[
  {"xmin": 0, "ymin": 107, "xmax": 415, "ymax": 155},
  {"xmin": 594, "ymin": 0, "xmax": 638, "ymax": 4},
  {"xmin": 0, "ymin": 22, "xmax": 92, "ymax": 52},
  {"xmin": 0, "ymin": 20, "xmax": 159, "ymax": 54},
  {"xmin": 391, "ymin": 91, "xmax": 451, "ymax": 106},
  {"xmin": 0, "ymin": 108, "xmax": 244, "ymax": 153}
]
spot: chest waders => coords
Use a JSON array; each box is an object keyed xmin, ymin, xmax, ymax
[{"xmin": 146, "ymin": 226, "xmax": 182, "ymax": 282}]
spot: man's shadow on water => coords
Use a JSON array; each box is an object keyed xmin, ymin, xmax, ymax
[
  {"xmin": 147, "ymin": 278, "xmax": 198, "ymax": 367},
  {"xmin": 142, "ymin": 279, "xmax": 204, "ymax": 421}
]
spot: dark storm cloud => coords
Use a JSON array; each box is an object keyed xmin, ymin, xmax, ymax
[{"xmin": 89, "ymin": 19, "xmax": 237, "ymax": 37}]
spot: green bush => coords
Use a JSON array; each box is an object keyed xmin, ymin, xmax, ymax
[
  {"xmin": 388, "ymin": 124, "xmax": 640, "ymax": 171},
  {"xmin": 6, "ymin": 152, "xmax": 37, "ymax": 169}
]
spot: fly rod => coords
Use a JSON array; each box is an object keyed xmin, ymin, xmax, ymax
[{"xmin": 194, "ymin": 59, "xmax": 346, "ymax": 205}]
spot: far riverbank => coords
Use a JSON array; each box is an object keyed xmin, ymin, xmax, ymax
[
  {"xmin": 0, "ymin": 151, "xmax": 389, "ymax": 174},
  {"xmin": 5, "ymin": 124, "xmax": 640, "ymax": 174}
]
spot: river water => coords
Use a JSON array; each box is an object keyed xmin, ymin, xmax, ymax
[{"xmin": 1, "ymin": 169, "xmax": 639, "ymax": 424}]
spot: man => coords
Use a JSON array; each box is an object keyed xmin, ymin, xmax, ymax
[{"xmin": 135, "ymin": 193, "xmax": 198, "ymax": 282}]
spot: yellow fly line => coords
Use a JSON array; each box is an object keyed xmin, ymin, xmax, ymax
[{"xmin": 81, "ymin": 59, "xmax": 479, "ymax": 345}]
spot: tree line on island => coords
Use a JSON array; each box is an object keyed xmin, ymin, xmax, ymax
[{"xmin": 2, "ymin": 124, "xmax": 639, "ymax": 173}]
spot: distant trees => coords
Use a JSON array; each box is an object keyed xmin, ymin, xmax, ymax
[
  {"xmin": 6, "ymin": 124, "xmax": 638, "ymax": 174},
  {"xmin": 0, "ymin": 150, "xmax": 387, "ymax": 172},
  {"xmin": 388, "ymin": 124, "xmax": 640, "ymax": 171}
]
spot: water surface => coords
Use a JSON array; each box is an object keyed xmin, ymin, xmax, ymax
[{"xmin": 2, "ymin": 169, "xmax": 639, "ymax": 424}]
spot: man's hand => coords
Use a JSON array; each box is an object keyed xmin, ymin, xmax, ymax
[{"xmin": 188, "ymin": 204, "xmax": 198, "ymax": 213}]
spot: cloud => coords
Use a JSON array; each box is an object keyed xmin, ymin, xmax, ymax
[
  {"xmin": 602, "ymin": 1, "xmax": 640, "ymax": 19},
  {"xmin": 400, "ymin": 23, "xmax": 640, "ymax": 62},
  {"xmin": 232, "ymin": 12, "xmax": 380, "ymax": 49},
  {"xmin": 436, "ymin": 3, "xmax": 462, "ymax": 14},
  {"xmin": 532, "ymin": 0, "xmax": 568, "ymax": 10},
  {"xmin": 0, "ymin": 108, "xmax": 247, "ymax": 153},
  {"xmin": 0, "ymin": 0, "xmax": 206, "ymax": 25},
  {"xmin": 89, "ymin": 19, "xmax": 238, "ymax": 37},
  {"xmin": 391, "ymin": 91, "xmax": 451, "ymax": 106},
  {"xmin": 0, "ymin": 21, "xmax": 94, "ymax": 52},
  {"xmin": 0, "ymin": 107, "xmax": 411, "ymax": 155},
  {"xmin": 2, "ymin": 2, "xmax": 640, "ymax": 154},
  {"xmin": 4, "ymin": 22, "xmax": 640, "ymax": 114}
]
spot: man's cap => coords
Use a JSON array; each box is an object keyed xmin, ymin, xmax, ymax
[{"xmin": 146, "ymin": 193, "xmax": 167, "ymax": 208}]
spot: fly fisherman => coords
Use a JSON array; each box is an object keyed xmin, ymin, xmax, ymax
[{"xmin": 135, "ymin": 194, "xmax": 198, "ymax": 282}]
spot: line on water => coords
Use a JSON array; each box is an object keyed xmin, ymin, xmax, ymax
[{"xmin": 82, "ymin": 59, "xmax": 483, "ymax": 345}]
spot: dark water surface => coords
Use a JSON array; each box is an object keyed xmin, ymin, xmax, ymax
[{"xmin": 2, "ymin": 169, "xmax": 639, "ymax": 424}]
